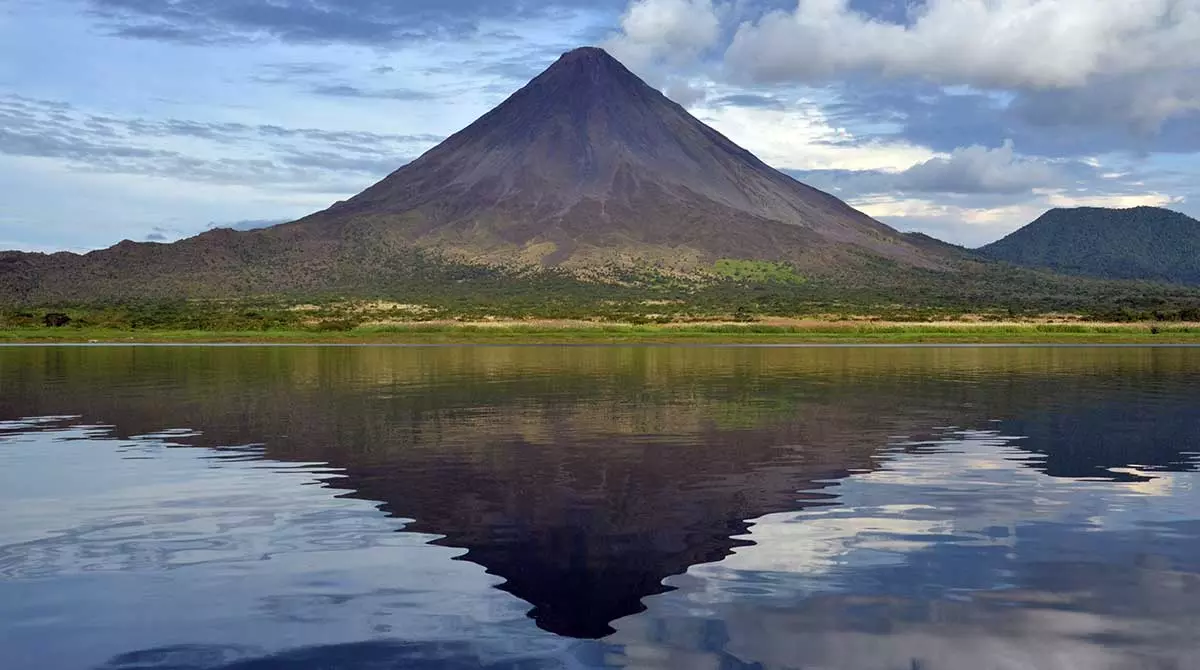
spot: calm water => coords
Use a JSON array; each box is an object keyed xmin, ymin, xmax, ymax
[{"xmin": 2, "ymin": 346, "xmax": 1200, "ymax": 669}]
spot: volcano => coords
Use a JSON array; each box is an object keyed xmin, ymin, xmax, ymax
[
  {"xmin": 0, "ymin": 47, "xmax": 950, "ymax": 302},
  {"xmin": 298, "ymin": 46, "xmax": 936, "ymax": 269}
]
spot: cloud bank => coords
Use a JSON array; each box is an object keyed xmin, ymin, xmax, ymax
[{"xmin": 724, "ymin": 0, "xmax": 1200, "ymax": 127}]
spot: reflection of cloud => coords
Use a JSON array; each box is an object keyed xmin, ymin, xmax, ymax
[
  {"xmin": 708, "ymin": 508, "xmax": 953, "ymax": 578},
  {"xmin": 611, "ymin": 429, "xmax": 1200, "ymax": 668},
  {"xmin": 1, "ymin": 422, "xmax": 552, "ymax": 669}
]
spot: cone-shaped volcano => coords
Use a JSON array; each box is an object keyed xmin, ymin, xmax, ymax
[
  {"xmin": 0, "ymin": 47, "xmax": 951, "ymax": 302},
  {"xmin": 299, "ymin": 46, "xmax": 938, "ymax": 269}
]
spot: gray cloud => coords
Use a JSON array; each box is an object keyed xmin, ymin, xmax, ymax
[
  {"xmin": 422, "ymin": 46, "xmax": 575, "ymax": 85},
  {"xmin": 716, "ymin": 0, "xmax": 1200, "ymax": 131},
  {"xmin": 252, "ymin": 62, "xmax": 440, "ymax": 101},
  {"xmin": 901, "ymin": 140, "xmax": 1060, "ymax": 195},
  {"xmin": 711, "ymin": 93, "xmax": 784, "ymax": 110},
  {"xmin": 84, "ymin": 0, "xmax": 624, "ymax": 46},
  {"xmin": 144, "ymin": 225, "xmax": 191, "ymax": 242},
  {"xmin": 822, "ymin": 82, "xmax": 1200, "ymax": 158},
  {"xmin": 253, "ymin": 62, "xmax": 343, "ymax": 83},
  {"xmin": 1010, "ymin": 71, "xmax": 1200, "ymax": 134},
  {"xmin": 309, "ymin": 84, "xmax": 435, "ymax": 101},
  {"xmin": 606, "ymin": 0, "xmax": 722, "ymax": 71},
  {"xmin": 725, "ymin": 1, "xmax": 1200, "ymax": 91},
  {"xmin": 789, "ymin": 140, "xmax": 1066, "ymax": 198},
  {"xmin": 663, "ymin": 80, "xmax": 707, "ymax": 107},
  {"xmin": 0, "ymin": 95, "xmax": 438, "ymax": 189}
]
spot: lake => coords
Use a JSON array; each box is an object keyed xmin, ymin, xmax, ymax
[{"xmin": 2, "ymin": 345, "xmax": 1200, "ymax": 669}]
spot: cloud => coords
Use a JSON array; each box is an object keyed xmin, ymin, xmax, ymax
[
  {"xmin": 0, "ymin": 95, "xmax": 438, "ymax": 190},
  {"xmin": 252, "ymin": 63, "xmax": 440, "ymax": 101},
  {"xmin": 252, "ymin": 62, "xmax": 343, "ymax": 83},
  {"xmin": 606, "ymin": 0, "xmax": 722, "ymax": 70},
  {"xmin": 724, "ymin": 0, "xmax": 1200, "ymax": 127},
  {"xmin": 694, "ymin": 100, "xmax": 938, "ymax": 172},
  {"xmin": 900, "ymin": 140, "xmax": 1059, "ymax": 194},
  {"xmin": 711, "ymin": 93, "xmax": 784, "ymax": 110},
  {"xmin": 309, "ymin": 84, "xmax": 435, "ymax": 101},
  {"xmin": 83, "ymin": 0, "xmax": 622, "ymax": 46},
  {"xmin": 726, "ymin": 0, "xmax": 1200, "ymax": 89},
  {"xmin": 788, "ymin": 141, "xmax": 1064, "ymax": 199},
  {"xmin": 823, "ymin": 83, "xmax": 1200, "ymax": 158},
  {"xmin": 663, "ymin": 79, "xmax": 707, "ymax": 107},
  {"xmin": 1010, "ymin": 72, "xmax": 1200, "ymax": 132},
  {"xmin": 144, "ymin": 224, "xmax": 192, "ymax": 242}
]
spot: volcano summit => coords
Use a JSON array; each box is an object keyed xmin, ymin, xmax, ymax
[{"xmin": 0, "ymin": 47, "xmax": 950, "ymax": 302}]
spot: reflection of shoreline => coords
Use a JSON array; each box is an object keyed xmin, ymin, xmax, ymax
[{"xmin": 4, "ymin": 344, "xmax": 1199, "ymax": 391}]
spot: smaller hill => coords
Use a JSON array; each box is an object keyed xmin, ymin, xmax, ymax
[{"xmin": 979, "ymin": 206, "xmax": 1200, "ymax": 285}]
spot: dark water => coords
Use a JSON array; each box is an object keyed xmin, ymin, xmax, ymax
[{"xmin": 2, "ymin": 346, "xmax": 1200, "ymax": 670}]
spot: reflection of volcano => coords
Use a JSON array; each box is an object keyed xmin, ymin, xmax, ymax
[
  {"xmin": 2, "ymin": 346, "xmax": 1199, "ymax": 638},
  {"xmin": 341, "ymin": 427, "xmax": 864, "ymax": 638}
]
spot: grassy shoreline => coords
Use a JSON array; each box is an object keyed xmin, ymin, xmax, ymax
[{"xmin": 4, "ymin": 321, "xmax": 1200, "ymax": 344}]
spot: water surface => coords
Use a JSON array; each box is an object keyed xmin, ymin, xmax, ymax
[{"xmin": 2, "ymin": 346, "xmax": 1199, "ymax": 669}]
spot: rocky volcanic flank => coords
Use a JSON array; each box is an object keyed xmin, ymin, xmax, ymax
[{"xmin": 0, "ymin": 47, "xmax": 951, "ymax": 302}]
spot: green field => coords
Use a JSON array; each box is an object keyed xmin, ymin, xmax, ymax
[{"xmin": 5, "ymin": 322, "xmax": 1200, "ymax": 344}]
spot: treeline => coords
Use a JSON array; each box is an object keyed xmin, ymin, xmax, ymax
[{"xmin": 6, "ymin": 255, "xmax": 1200, "ymax": 331}]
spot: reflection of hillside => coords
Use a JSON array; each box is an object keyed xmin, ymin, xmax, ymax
[
  {"xmin": 2, "ymin": 346, "xmax": 1199, "ymax": 637},
  {"xmin": 5, "ymin": 345, "xmax": 1199, "ymax": 393}
]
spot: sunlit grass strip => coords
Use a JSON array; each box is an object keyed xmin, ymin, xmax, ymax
[{"xmin": 4, "ymin": 322, "xmax": 1200, "ymax": 343}]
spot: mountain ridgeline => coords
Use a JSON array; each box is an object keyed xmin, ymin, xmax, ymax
[{"xmin": 979, "ymin": 207, "xmax": 1200, "ymax": 286}]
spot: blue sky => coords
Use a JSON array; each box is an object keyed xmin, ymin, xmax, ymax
[{"xmin": 1, "ymin": 0, "xmax": 1198, "ymax": 252}]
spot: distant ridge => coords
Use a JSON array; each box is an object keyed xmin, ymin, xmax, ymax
[{"xmin": 979, "ymin": 206, "xmax": 1200, "ymax": 285}]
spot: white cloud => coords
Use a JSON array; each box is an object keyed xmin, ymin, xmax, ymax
[
  {"xmin": 694, "ymin": 101, "xmax": 937, "ymax": 171},
  {"xmin": 899, "ymin": 140, "xmax": 1060, "ymax": 194},
  {"xmin": 1042, "ymin": 190, "xmax": 1183, "ymax": 210},
  {"xmin": 726, "ymin": 0, "xmax": 1200, "ymax": 89},
  {"xmin": 605, "ymin": 0, "xmax": 723, "ymax": 71},
  {"xmin": 724, "ymin": 0, "xmax": 1200, "ymax": 127},
  {"xmin": 663, "ymin": 78, "xmax": 708, "ymax": 107}
]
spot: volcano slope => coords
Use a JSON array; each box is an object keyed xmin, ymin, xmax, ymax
[{"xmin": 0, "ymin": 47, "xmax": 970, "ymax": 304}]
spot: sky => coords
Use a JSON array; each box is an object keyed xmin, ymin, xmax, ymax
[{"xmin": 1, "ymin": 0, "xmax": 1198, "ymax": 252}]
